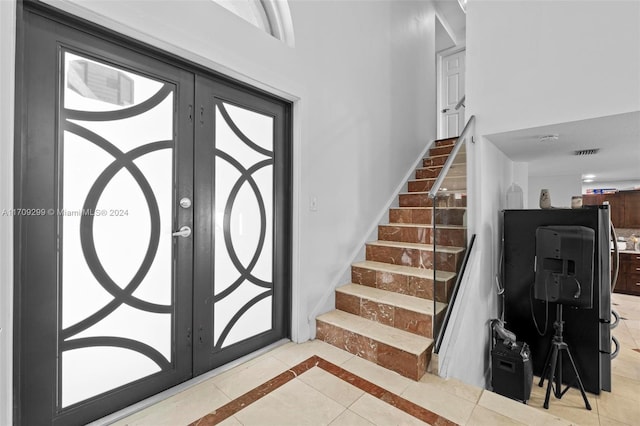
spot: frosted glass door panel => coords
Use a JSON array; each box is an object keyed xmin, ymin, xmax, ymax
[
  {"xmin": 212, "ymin": 101, "xmax": 274, "ymax": 349},
  {"xmin": 65, "ymin": 51, "xmax": 164, "ymax": 112},
  {"xmin": 59, "ymin": 50, "xmax": 175, "ymax": 408}
]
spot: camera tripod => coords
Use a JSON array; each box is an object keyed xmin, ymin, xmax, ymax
[{"xmin": 538, "ymin": 304, "xmax": 592, "ymax": 410}]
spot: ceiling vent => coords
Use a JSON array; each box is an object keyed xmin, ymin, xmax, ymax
[{"xmin": 574, "ymin": 148, "xmax": 600, "ymax": 156}]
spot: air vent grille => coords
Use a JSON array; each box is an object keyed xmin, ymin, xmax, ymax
[{"xmin": 574, "ymin": 148, "xmax": 600, "ymax": 156}]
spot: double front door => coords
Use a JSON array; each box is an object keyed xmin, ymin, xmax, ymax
[{"xmin": 16, "ymin": 9, "xmax": 290, "ymax": 425}]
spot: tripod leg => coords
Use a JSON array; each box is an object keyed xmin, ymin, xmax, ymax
[
  {"xmin": 543, "ymin": 345, "xmax": 559, "ymax": 409},
  {"xmin": 565, "ymin": 347, "xmax": 592, "ymax": 411},
  {"xmin": 539, "ymin": 344, "xmax": 553, "ymax": 387},
  {"xmin": 555, "ymin": 347, "xmax": 563, "ymax": 398}
]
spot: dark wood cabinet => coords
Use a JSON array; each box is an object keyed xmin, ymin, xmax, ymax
[
  {"xmin": 622, "ymin": 191, "xmax": 640, "ymax": 228},
  {"xmin": 582, "ymin": 194, "xmax": 605, "ymax": 206},
  {"xmin": 583, "ymin": 190, "xmax": 639, "ymax": 228},
  {"xmin": 615, "ymin": 252, "xmax": 640, "ymax": 296},
  {"xmin": 605, "ymin": 193, "xmax": 624, "ymax": 227}
]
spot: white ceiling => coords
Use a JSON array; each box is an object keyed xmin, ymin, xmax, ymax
[
  {"xmin": 485, "ymin": 112, "xmax": 640, "ymax": 185},
  {"xmin": 434, "ymin": 0, "xmax": 466, "ymax": 47}
]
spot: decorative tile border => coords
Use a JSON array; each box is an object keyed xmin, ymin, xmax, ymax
[{"xmin": 189, "ymin": 355, "xmax": 457, "ymax": 426}]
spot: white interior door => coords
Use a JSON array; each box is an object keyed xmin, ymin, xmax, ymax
[{"xmin": 438, "ymin": 50, "xmax": 465, "ymax": 139}]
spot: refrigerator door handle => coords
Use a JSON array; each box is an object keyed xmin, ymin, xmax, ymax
[
  {"xmin": 611, "ymin": 336, "xmax": 620, "ymax": 359},
  {"xmin": 610, "ymin": 310, "xmax": 620, "ymax": 329},
  {"xmin": 611, "ymin": 222, "xmax": 620, "ymax": 292}
]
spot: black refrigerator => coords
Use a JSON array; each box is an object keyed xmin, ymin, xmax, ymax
[{"xmin": 503, "ymin": 206, "xmax": 612, "ymax": 394}]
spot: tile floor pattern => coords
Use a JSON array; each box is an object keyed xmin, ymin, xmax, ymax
[
  {"xmin": 188, "ymin": 356, "xmax": 455, "ymax": 426},
  {"xmin": 114, "ymin": 293, "xmax": 640, "ymax": 425}
]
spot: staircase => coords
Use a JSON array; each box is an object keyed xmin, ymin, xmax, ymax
[{"xmin": 316, "ymin": 137, "xmax": 467, "ymax": 381}]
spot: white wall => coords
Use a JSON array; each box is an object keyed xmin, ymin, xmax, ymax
[
  {"xmin": 439, "ymin": 135, "xmax": 514, "ymax": 388},
  {"xmin": 512, "ymin": 162, "xmax": 529, "ymax": 209},
  {"xmin": 528, "ymin": 174, "xmax": 582, "ymax": 210},
  {"xmin": 469, "ymin": 0, "xmax": 640, "ymax": 137},
  {"xmin": 0, "ymin": 1, "xmax": 15, "ymax": 424},
  {"xmin": 2, "ymin": 1, "xmax": 439, "ymax": 420},
  {"xmin": 437, "ymin": 0, "xmax": 640, "ymax": 388}
]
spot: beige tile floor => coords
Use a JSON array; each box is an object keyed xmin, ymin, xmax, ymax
[{"xmin": 111, "ymin": 293, "xmax": 640, "ymax": 426}]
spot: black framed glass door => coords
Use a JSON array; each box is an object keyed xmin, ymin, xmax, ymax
[
  {"xmin": 193, "ymin": 77, "xmax": 291, "ymax": 375},
  {"xmin": 15, "ymin": 10, "xmax": 195, "ymax": 425},
  {"xmin": 16, "ymin": 5, "xmax": 290, "ymax": 425}
]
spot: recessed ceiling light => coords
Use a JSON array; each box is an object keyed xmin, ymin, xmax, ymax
[
  {"xmin": 583, "ymin": 174, "xmax": 596, "ymax": 179},
  {"xmin": 583, "ymin": 179, "xmax": 594, "ymax": 183},
  {"xmin": 539, "ymin": 134, "xmax": 559, "ymax": 143}
]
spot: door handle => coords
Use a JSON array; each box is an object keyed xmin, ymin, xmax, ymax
[
  {"xmin": 441, "ymin": 108, "xmax": 450, "ymax": 113},
  {"xmin": 172, "ymin": 226, "xmax": 192, "ymax": 238}
]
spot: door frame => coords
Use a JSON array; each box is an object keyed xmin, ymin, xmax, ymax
[
  {"xmin": 0, "ymin": 1, "xmax": 16, "ymax": 425},
  {"xmin": 436, "ymin": 45, "xmax": 466, "ymax": 139},
  {"xmin": 192, "ymin": 75, "xmax": 292, "ymax": 376},
  {"xmin": 11, "ymin": 1, "xmax": 293, "ymax": 424}
]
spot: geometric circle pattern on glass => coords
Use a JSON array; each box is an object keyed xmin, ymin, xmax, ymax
[
  {"xmin": 212, "ymin": 101, "xmax": 274, "ymax": 349},
  {"xmin": 60, "ymin": 51, "xmax": 174, "ymax": 408}
]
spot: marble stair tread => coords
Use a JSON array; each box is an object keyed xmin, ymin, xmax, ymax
[
  {"xmin": 433, "ymin": 191, "xmax": 467, "ymax": 199},
  {"xmin": 410, "ymin": 176, "xmax": 467, "ymax": 183},
  {"xmin": 352, "ymin": 260, "xmax": 456, "ymax": 281},
  {"xmin": 400, "ymin": 190, "xmax": 467, "ymax": 196},
  {"xmin": 434, "ymin": 136, "xmax": 457, "ymax": 143},
  {"xmin": 316, "ymin": 310, "xmax": 433, "ymax": 356},
  {"xmin": 422, "ymin": 153, "xmax": 450, "ymax": 161},
  {"xmin": 384, "ymin": 223, "xmax": 466, "ymax": 229},
  {"xmin": 415, "ymin": 161, "xmax": 464, "ymax": 170},
  {"xmin": 390, "ymin": 206, "xmax": 467, "ymax": 210},
  {"xmin": 424, "ymin": 151, "xmax": 466, "ymax": 159},
  {"xmin": 415, "ymin": 166, "xmax": 445, "ymax": 171},
  {"xmin": 337, "ymin": 283, "xmax": 447, "ymax": 316},
  {"xmin": 431, "ymin": 140, "xmax": 456, "ymax": 148},
  {"xmin": 367, "ymin": 240, "xmax": 465, "ymax": 254}
]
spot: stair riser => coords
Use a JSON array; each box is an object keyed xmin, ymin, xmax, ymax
[
  {"xmin": 435, "ymin": 209, "xmax": 466, "ymax": 226},
  {"xmin": 389, "ymin": 208, "xmax": 466, "ymax": 226},
  {"xmin": 378, "ymin": 226, "xmax": 466, "ymax": 247},
  {"xmin": 429, "ymin": 145, "xmax": 455, "ymax": 157},
  {"xmin": 399, "ymin": 193, "xmax": 467, "ymax": 208},
  {"xmin": 416, "ymin": 168, "xmax": 465, "ymax": 180},
  {"xmin": 407, "ymin": 180, "xmax": 436, "ymax": 192},
  {"xmin": 423, "ymin": 156, "xmax": 448, "ymax": 167},
  {"xmin": 399, "ymin": 194, "xmax": 435, "ymax": 207},
  {"xmin": 415, "ymin": 167, "xmax": 441, "ymax": 179},
  {"xmin": 316, "ymin": 320, "xmax": 430, "ymax": 380},
  {"xmin": 435, "ymin": 138, "xmax": 456, "ymax": 147},
  {"xmin": 365, "ymin": 244, "xmax": 462, "ymax": 272},
  {"xmin": 389, "ymin": 208, "xmax": 432, "ymax": 224},
  {"xmin": 336, "ymin": 291, "xmax": 435, "ymax": 338},
  {"xmin": 351, "ymin": 266, "xmax": 456, "ymax": 303},
  {"xmin": 408, "ymin": 177, "xmax": 467, "ymax": 193}
]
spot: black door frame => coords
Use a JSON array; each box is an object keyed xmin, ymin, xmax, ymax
[
  {"xmin": 14, "ymin": 1, "xmax": 292, "ymax": 424},
  {"xmin": 15, "ymin": 9, "xmax": 195, "ymax": 426},
  {"xmin": 193, "ymin": 76, "xmax": 291, "ymax": 375}
]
